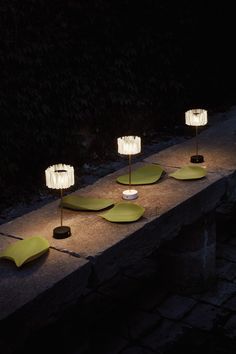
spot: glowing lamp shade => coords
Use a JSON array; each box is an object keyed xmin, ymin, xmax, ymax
[
  {"xmin": 185, "ymin": 109, "xmax": 208, "ymax": 127},
  {"xmin": 185, "ymin": 109, "xmax": 208, "ymax": 163},
  {"xmin": 118, "ymin": 136, "xmax": 141, "ymax": 155},
  {"xmin": 117, "ymin": 136, "xmax": 141, "ymax": 200},
  {"xmin": 45, "ymin": 164, "xmax": 74, "ymax": 239}
]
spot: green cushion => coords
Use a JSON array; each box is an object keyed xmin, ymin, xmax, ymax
[
  {"xmin": 169, "ymin": 165, "xmax": 207, "ymax": 180},
  {"xmin": 62, "ymin": 195, "xmax": 114, "ymax": 211},
  {"xmin": 100, "ymin": 202, "xmax": 145, "ymax": 222},
  {"xmin": 117, "ymin": 164, "xmax": 164, "ymax": 185},
  {"xmin": 0, "ymin": 236, "xmax": 50, "ymax": 267}
]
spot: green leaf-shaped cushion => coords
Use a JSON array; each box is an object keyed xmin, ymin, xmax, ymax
[
  {"xmin": 117, "ymin": 164, "xmax": 164, "ymax": 185},
  {"xmin": 169, "ymin": 165, "xmax": 207, "ymax": 180},
  {"xmin": 0, "ymin": 236, "xmax": 50, "ymax": 267},
  {"xmin": 100, "ymin": 202, "xmax": 145, "ymax": 222},
  {"xmin": 62, "ymin": 195, "xmax": 114, "ymax": 211}
]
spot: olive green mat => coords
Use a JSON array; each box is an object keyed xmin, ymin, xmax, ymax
[
  {"xmin": 117, "ymin": 164, "xmax": 164, "ymax": 185},
  {"xmin": 62, "ymin": 195, "xmax": 114, "ymax": 211},
  {"xmin": 169, "ymin": 165, "xmax": 207, "ymax": 180},
  {"xmin": 100, "ymin": 202, "xmax": 145, "ymax": 222},
  {"xmin": 0, "ymin": 236, "xmax": 50, "ymax": 267}
]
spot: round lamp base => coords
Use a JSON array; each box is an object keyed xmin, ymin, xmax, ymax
[
  {"xmin": 53, "ymin": 226, "xmax": 71, "ymax": 239},
  {"xmin": 122, "ymin": 189, "xmax": 138, "ymax": 200},
  {"xmin": 190, "ymin": 155, "xmax": 204, "ymax": 163}
]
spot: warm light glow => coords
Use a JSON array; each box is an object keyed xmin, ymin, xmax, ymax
[
  {"xmin": 185, "ymin": 109, "xmax": 208, "ymax": 126},
  {"xmin": 117, "ymin": 136, "xmax": 141, "ymax": 155},
  {"xmin": 45, "ymin": 164, "xmax": 74, "ymax": 189}
]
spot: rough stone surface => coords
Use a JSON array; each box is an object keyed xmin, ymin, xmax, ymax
[
  {"xmin": 88, "ymin": 334, "xmax": 128, "ymax": 354},
  {"xmin": 163, "ymin": 212, "xmax": 216, "ymax": 252},
  {"xmin": 120, "ymin": 346, "xmax": 154, "ymax": 354},
  {"xmin": 216, "ymin": 258, "xmax": 236, "ymax": 281},
  {"xmin": 118, "ymin": 309, "xmax": 162, "ymax": 340},
  {"xmin": 217, "ymin": 243, "xmax": 236, "ymax": 262},
  {"xmin": 155, "ymin": 213, "xmax": 216, "ymax": 293},
  {"xmin": 216, "ymin": 202, "xmax": 236, "ymax": 242},
  {"xmin": 157, "ymin": 294, "xmax": 196, "ymax": 320},
  {"xmin": 131, "ymin": 283, "xmax": 170, "ymax": 311},
  {"xmin": 98, "ymin": 274, "xmax": 142, "ymax": 303},
  {"xmin": 183, "ymin": 303, "xmax": 228, "ymax": 331},
  {"xmin": 228, "ymin": 236, "xmax": 236, "ymax": 247},
  {"xmin": 223, "ymin": 294, "xmax": 236, "ymax": 312},
  {"xmin": 79, "ymin": 291, "xmax": 118, "ymax": 320},
  {"xmin": 141, "ymin": 319, "xmax": 189, "ymax": 351},
  {"xmin": 122, "ymin": 257, "xmax": 159, "ymax": 280},
  {"xmin": 224, "ymin": 314, "xmax": 236, "ymax": 338},
  {"xmin": 0, "ymin": 235, "xmax": 90, "ymax": 353},
  {"xmin": 192, "ymin": 280, "xmax": 236, "ymax": 306}
]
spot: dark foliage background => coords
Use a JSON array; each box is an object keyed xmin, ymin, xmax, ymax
[{"xmin": 0, "ymin": 0, "xmax": 235, "ymax": 208}]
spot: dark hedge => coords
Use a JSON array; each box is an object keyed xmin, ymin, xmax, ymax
[{"xmin": 0, "ymin": 1, "xmax": 235, "ymax": 208}]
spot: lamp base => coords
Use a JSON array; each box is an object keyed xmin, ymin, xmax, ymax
[
  {"xmin": 122, "ymin": 189, "xmax": 138, "ymax": 200},
  {"xmin": 53, "ymin": 226, "xmax": 71, "ymax": 239},
  {"xmin": 190, "ymin": 155, "xmax": 204, "ymax": 163}
]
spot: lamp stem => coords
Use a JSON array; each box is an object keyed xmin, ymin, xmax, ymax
[
  {"xmin": 195, "ymin": 125, "xmax": 199, "ymax": 156},
  {"xmin": 128, "ymin": 154, "xmax": 131, "ymax": 190},
  {"xmin": 60, "ymin": 188, "xmax": 63, "ymax": 226}
]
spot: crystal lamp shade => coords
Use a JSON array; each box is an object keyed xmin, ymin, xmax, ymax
[
  {"xmin": 45, "ymin": 164, "xmax": 74, "ymax": 189},
  {"xmin": 185, "ymin": 109, "xmax": 208, "ymax": 127},
  {"xmin": 117, "ymin": 136, "xmax": 141, "ymax": 155}
]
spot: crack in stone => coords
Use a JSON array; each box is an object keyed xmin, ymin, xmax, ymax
[
  {"xmin": 49, "ymin": 246, "xmax": 85, "ymax": 258},
  {"xmin": 0, "ymin": 232, "xmax": 22, "ymax": 240}
]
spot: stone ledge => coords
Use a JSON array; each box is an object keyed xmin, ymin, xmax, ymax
[{"xmin": 0, "ymin": 169, "xmax": 228, "ymax": 284}]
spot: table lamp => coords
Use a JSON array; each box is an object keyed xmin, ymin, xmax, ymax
[
  {"xmin": 185, "ymin": 108, "xmax": 208, "ymax": 163},
  {"xmin": 117, "ymin": 136, "xmax": 141, "ymax": 200},
  {"xmin": 45, "ymin": 163, "xmax": 74, "ymax": 239}
]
